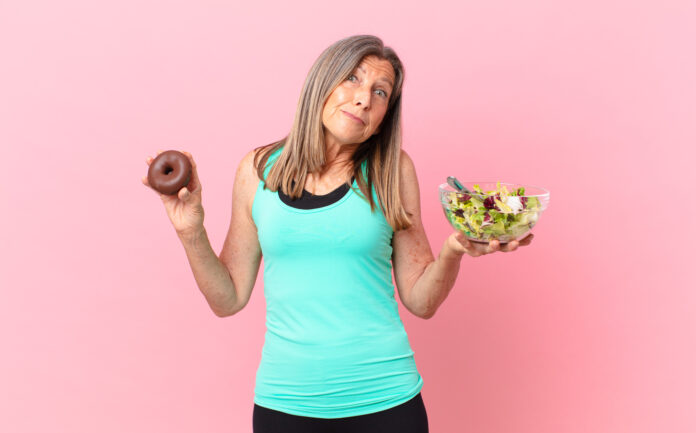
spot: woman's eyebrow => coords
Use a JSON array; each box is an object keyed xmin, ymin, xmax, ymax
[{"xmin": 357, "ymin": 66, "xmax": 394, "ymax": 88}]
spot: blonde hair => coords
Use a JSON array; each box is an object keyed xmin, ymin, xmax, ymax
[{"xmin": 253, "ymin": 34, "xmax": 412, "ymax": 231}]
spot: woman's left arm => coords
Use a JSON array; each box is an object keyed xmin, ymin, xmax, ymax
[{"xmin": 391, "ymin": 150, "xmax": 533, "ymax": 319}]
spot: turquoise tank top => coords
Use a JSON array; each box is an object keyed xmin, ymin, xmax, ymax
[{"xmin": 251, "ymin": 145, "xmax": 424, "ymax": 418}]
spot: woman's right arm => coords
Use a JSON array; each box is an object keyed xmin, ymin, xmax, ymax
[
  {"xmin": 216, "ymin": 149, "xmax": 263, "ymax": 316},
  {"xmin": 144, "ymin": 149, "xmax": 262, "ymax": 317},
  {"xmin": 178, "ymin": 149, "xmax": 262, "ymax": 317},
  {"xmin": 177, "ymin": 227, "xmax": 240, "ymax": 317}
]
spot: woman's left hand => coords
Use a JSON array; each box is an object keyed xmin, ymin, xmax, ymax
[{"xmin": 446, "ymin": 232, "xmax": 534, "ymax": 258}]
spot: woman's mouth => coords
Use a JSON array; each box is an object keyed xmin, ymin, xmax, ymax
[{"xmin": 341, "ymin": 110, "xmax": 365, "ymax": 125}]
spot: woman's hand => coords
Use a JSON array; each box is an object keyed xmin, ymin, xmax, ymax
[
  {"xmin": 142, "ymin": 150, "xmax": 205, "ymax": 238},
  {"xmin": 446, "ymin": 232, "xmax": 534, "ymax": 258}
]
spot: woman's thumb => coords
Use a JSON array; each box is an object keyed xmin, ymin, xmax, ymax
[
  {"xmin": 455, "ymin": 232, "xmax": 470, "ymax": 246},
  {"xmin": 179, "ymin": 187, "xmax": 190, "ymax": 201}
]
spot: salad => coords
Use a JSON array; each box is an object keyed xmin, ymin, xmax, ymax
[{"xmin": 442, "ymin": 181, "xmax": 542, "ymax": 243}]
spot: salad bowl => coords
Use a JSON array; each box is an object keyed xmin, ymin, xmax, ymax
[{"xmin": 439, "ymin": 181, "xmax": 550, "ymax": 244}]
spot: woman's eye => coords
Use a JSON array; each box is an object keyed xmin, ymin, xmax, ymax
[{"xmin": 346, "ymin": 74, "xmax": 387, "ymax": 98}]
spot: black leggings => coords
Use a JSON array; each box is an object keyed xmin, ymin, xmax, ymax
[{"xmin": 253, "ymin": 392, "xmax": 429, "ymax": 433}]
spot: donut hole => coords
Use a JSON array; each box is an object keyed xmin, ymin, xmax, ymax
[{"xmin": 163, "ymin": 165, "xmax": 174, "ymax": 175}]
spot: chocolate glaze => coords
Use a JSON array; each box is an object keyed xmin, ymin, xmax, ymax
[{"xmin": 147, "ymin": 150, "xmax": 192, "ymax": 195}]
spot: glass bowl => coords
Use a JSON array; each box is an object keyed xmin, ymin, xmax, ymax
[{"xmin": 439, "ymin": 181, "xmax": 550, "ymax": 244}]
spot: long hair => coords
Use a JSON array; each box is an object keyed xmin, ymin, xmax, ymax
[{"xmin": 253, "ymin": 34, "xmax": 412, "ymax": 231}]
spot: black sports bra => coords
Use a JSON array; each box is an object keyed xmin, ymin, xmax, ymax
[{"xmin": 278, "ymin": 176, "xmax": 355, "ymax": 210}]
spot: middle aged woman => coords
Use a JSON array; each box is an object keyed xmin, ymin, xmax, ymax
[{"xmin": 143, "ymin": 34, "xmax": 533, "ymax": 433}]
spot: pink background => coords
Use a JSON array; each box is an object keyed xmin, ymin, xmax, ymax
[{"xmin": 1, "ymin": 1, "xmax": 694, "ymax": 432}]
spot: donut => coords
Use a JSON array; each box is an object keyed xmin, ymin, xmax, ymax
[{"xmin": 147, "ymin": 150, "xmax": 192, "ymax": 195}]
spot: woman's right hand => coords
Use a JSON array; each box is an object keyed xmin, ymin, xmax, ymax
[{"xmin": 142, "ymin": 150, "xmax": 205, "ymax": 238}]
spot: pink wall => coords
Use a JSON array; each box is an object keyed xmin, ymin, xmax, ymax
[{"xmin": 1, "ymin": 1, "xmax": 694, "ymax": 432}]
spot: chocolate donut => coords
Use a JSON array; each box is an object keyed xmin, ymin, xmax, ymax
[{"xmin": 147, "ymin": 150, "xmax": 192, "ymax": 195}]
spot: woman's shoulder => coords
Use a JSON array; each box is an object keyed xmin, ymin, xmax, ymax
[
  {"xmin": 239, "ymin": 148, "xmax": 262, "ymax": 182},
  {"xmin": 235, "ymin": 144, "xmax": 280, "ymax": 194}
]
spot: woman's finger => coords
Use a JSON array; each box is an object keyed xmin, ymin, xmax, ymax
[
  {"xmin": 180, "ymin": 151, "xmax": 201, "ymax": 193},
  {"xmin": 142, "ymin": 175, "xmax": 165, "ymax": 200},
  {"xmin": 501, "ymin": 240, "xmax": 519, "ymax": 252},
  {"xmin": 181, "ymin": 150, "xmax": 195, "ymax": 166},
  {"xmin": 519, "ymin": 233, "xmax": 534, "ymax": 246},
  {"xmin": 452, "ymin": 233, "xmax": 478, "ymax": 257},
  {"xmin": 486, "ymin": 240, "xmax": 500, "ymax": 254},
  {"xmin": 178, "ymin": 187, "xmax": 191, "ymax": 201}
]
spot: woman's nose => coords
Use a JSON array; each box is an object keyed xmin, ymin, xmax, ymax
[{"xmin": 353, "ymin": 87, "xmax": 371, "ymax": 108}]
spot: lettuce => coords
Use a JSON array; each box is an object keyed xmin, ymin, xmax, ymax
[{"xmin": 444, "ymin": 182, "xmax": 542, "ymax": 243}]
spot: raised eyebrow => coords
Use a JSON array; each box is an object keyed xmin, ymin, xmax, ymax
[{"xmin": 356, "ymin": 66, "xmax": 394, "ymax": 89}]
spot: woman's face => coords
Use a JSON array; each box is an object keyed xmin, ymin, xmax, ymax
[{"xmin": 321, "ymin": 55, "xmax": 395, "ymax": 147}]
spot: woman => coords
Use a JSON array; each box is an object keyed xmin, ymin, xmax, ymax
[{"xmin": 143, "ymin": 35, "xmax": 532, "ymax": 433}]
